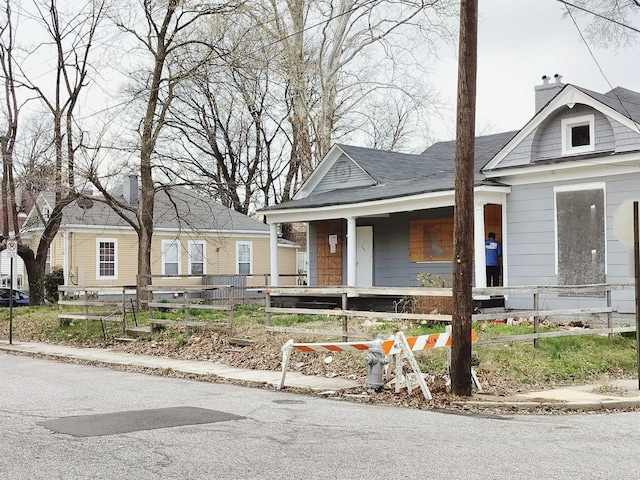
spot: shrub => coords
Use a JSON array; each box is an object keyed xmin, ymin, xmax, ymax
[{"xmin": 44, "ymin": 267, "xmax": 65, "ymax": 302}]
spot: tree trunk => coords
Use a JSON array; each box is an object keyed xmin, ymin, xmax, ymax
[
  {"xmin": 451, "ymin": 0, "xmax": 478, "ymax": 397},
  {"xmin": 22, "ymin": 250, "xmax": 46, "ymax": 305}
]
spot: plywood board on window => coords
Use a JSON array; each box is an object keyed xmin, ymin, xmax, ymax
[
  {"xmin": 316, "ymin": 219, "xmax": 343, "ymax": 286},
  {"xmin": 409, "ymin": 217, "xmax": 454, "ymax": 262}
]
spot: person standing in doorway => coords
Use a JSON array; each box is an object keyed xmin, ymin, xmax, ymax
[{"xmin": 485, "ymin": 232, "xmax": 501, "ymax": 287}]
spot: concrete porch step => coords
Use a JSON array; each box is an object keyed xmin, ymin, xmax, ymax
[{"xmin": 126, "ymin": 326, "xmax": 152, "ymax": 338}]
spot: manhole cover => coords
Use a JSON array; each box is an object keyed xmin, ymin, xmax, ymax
[{"xmin": 39, "ymin": 406, "xmax": 245, "ymax": 437}]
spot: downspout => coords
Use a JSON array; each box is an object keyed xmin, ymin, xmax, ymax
[
  {"xmin": 269, "ymin": 222, "xmax": 279, "ymax": 286},
  {"xmin": 473, "ymin": 203, "xmax": 486, "ymax": 288},
  {"xmin": 63, "ymin": 230, "xmax": 69, "ymax": 285},
  {"xmin": 346, "ymin": 217, "xmax": 357, "ymax": 286}
]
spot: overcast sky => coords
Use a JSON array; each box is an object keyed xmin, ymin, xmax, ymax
[{"xmin": 429, "ymin": 0, "xmax": 640, "ymax": 142}]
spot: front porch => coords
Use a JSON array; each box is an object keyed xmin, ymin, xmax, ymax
[{"xmin": 266, "ymin": 197, "xmax": 506, "ymax": 290}]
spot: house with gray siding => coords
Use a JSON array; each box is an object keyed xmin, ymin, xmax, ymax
[{"xmin": 262, "ymin": 75, "xmax": 640, "ymax": 313}]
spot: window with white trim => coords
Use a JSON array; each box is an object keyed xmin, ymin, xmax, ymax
[
  {"xmin": 188, "ymin": 240, "xmax": 206, "ymax": 275},
  {"xmin": 96, "ymin": 239, "xmax": 117, "ymax": 279},
  {"xmin": 561, "ymin": 114, "xmax": 595, "ymax": 156},
  {"xmin": 45, "ymin": 247, "xmax": 51, "ymax": 274},
  {"xmin": 161, "ymin": 240, "xmax": 181, "ymax": 275},
  {"xmin": 236, "ymin": 241, "xmax": 252, "ymax": 275}
]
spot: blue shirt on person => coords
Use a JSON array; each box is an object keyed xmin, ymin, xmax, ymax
[{"xmin": 485, "ymin": 236, "xmax": 501, "ymax": 266}]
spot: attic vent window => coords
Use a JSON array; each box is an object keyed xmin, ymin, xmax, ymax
[
  {"xmin": 561, "ymin": 114, "xmax": 595, "ymax": 156},
  {"xmin": 571, "ymin": 124, "xmax": 590, "ymax": 147}
]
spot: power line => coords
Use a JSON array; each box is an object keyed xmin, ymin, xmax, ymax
[{"xmin": 562, "ymin": 3, "xmax": 640, "ymax": 134}]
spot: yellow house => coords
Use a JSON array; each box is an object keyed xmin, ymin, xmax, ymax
[{"xmin": 22, "ymin": 183, "xmax": 299, "ymax": 291}]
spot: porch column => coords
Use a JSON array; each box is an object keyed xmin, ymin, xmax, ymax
[
  {"xmin": 501, "ymin": 201, "xmax": 508, "ymax": 286},
  {"xmin": 269, "ymin": 223, "xmax": 279, "ymax": 286},
  {"xmin": 346, "ymin": 217, "xmax": 357, "ymax": 286},
  {"xmin": 63, "ymin": 230, "xmax": 69, "ymax": 285},
  {"xmin": 474, "ymin": 203, "xmax": 487, "ymax": 288}
]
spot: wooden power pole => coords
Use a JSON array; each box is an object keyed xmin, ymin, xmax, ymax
[{"xmin": 451, "ymin": 0, "xmax": 478, "ymax": 396}]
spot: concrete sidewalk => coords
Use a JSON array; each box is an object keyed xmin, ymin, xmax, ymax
[
  {"xmin": 0, "ymin": 340, "xmax": 359, "ymax": 392},
  {"xmin": 2, "ymin": 340, "xmax": 640, "ymax": 411}
]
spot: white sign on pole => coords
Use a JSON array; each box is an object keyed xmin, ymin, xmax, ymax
[{"xmin": 6, "ymin": 239, "xmax": 17, "ymax": 258}]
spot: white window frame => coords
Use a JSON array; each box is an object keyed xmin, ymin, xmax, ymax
[
  {"xmin": 553, "ymin": 182, "xmax": 607, "ymax": 276},
  {"xmin": 561, "ymin": 114, "xmax": 595, "ymax": 156},
  {"xmin": 236, "ymin": 241, "xmax": 253, "ymax": 275},
  {"xmin": 96, "ymin": 238, "xmax": 118, "ymax": 280},
  {"xmin": 161, "ymin": 239, "xmax": 181, "ymax": 275},
  {"xmin": 188, "ymin": 240, "xmax": 206, "ymax": 275},
  {"xmin": 45, "ymin": 247, "xmax": 51, "ymax": 274}
]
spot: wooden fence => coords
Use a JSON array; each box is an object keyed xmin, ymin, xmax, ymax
[
  {"xmin": 57, "ymin": 285, "xmax": 137, "ymax": 339},
  {"xmin": 140, "ymin": 284, "xmax": 236, "ymax": 331},
  {"xmin": 264, "ymin": 284, "xmax": 636, "ymax": 344}
]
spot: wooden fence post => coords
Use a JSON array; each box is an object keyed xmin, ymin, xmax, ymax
[
  {"xmin": 265, "ymin": 292, "xmax": 271, "ymax": 328},
  {"xmin": 533, "ymin": 290, "xmax": 539, "ymax": 348},
  {"xmin": 228, "ymin": 286, "xmax": 234, "ymax": 330},
  {"xmin": 342, "ymin": 292, "xmax": 348, "ymax": 341},
  {"xmin": 606, "ymin": 287, "xmax": 612, "ymax": 340}
]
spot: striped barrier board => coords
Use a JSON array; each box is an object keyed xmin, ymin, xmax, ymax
[
  {"xmin": 278, "ymin": 339, "xmax": 374, "ymax": 389},
  {"xmin": 382, "ymin": 330, "xmax": 477, "ymax": 356},
  {"xmin": 288, "ymin": 341, "xmax": 373, "ymax": 353}
]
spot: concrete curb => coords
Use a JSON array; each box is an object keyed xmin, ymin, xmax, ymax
[
  {"xmin": 3, "ymin": 340, "xmax": 639, "ymax": 410},
  {"xmin": 454, "ymin": 399, "xmax": 640, "ymax": 411},
  {"xmin": 0, "ymin": 341, "xmax": 360, "ymax": 392}
]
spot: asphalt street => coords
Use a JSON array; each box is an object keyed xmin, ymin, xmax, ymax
[{"xmin": 2, "ymin": 352, "xmax": 640, "ymax": 480}]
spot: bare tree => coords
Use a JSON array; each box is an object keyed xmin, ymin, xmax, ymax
[
  {"xmin": 166, "ymin": 0, "xmax": 455, "ymax": 225},
  {"xmin": 254, "ymin": 0, "xmax": 457, "ymax": 203},
  {"xmin": 562, "ymin": 0, "xmax": 640, "ymax": 49},
  {"xmin": 165, "ymin": 10, "xmax": 293, "ymax": 215},
  {"xmin": 0, "ymin": 0, "xmax": 105, "ymax": 304},
  {"xmin": 0, "ymin": 0, "xmax": 19, "ymax": 242},
  {"xmin": 87, "ymin": 0, "xmax": 241, "ymax": 304}
]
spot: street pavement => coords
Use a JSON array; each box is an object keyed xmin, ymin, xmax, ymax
[{"xmin": 1, "ymin": 339, "xmax": 639, "ymax": 411}]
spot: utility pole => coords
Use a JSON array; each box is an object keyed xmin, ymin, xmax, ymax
[{"xmin": 451, "ymin": 0, "xmax": 478, "ymax": 396}]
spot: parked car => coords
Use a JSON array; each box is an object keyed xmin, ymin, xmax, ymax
[{"xmin": 0, "ymin": 288, "xmax": 30, "ymax": 307}]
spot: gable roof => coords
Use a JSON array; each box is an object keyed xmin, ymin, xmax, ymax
[
  {"xmin": 264, "ymin": 131, "xmax": 517, "ymax": 212},
  {"xmin": 24, "ymin": 187, "xmax": 269, "ymax": 234},
  {"xmin": 483, "ymin": 84, "xmax": 640, "ymax": 173},
  {"xmin": 576, "ymin": 86, "xmax": 640, "ymax": 122}
]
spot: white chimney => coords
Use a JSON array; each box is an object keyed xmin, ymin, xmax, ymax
[
  {"xmin": 123, "ymin": 175, "xmax": 139, "ymax": 205},
  {"xmin": 534, "ymin": 73, "xmax": 564, "ymax": 112}
]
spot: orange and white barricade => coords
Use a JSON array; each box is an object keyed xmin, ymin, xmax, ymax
[
  {"xmin": 278, "ymin": 339, "xmax": 373, "ymax": 390},
  {"xmin": 382, "ymin": 327, "xmax": 480, "ymax": 400}
]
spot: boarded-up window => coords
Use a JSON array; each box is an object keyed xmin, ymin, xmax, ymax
[
  {"xmin": 409, "ymin": 218, "xmax": 454, "ymax": 262},
  {"xmin": 556, "ymin": 187, "xmax": 605, "ymax": 286}
]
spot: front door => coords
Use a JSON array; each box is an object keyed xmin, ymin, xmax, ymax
[{"xmin": 356, "ymin": 226, "xmax": 373, "ymax": 287}]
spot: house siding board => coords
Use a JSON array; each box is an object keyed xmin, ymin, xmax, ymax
[
  {"xmin": 532, "ymin": 106, "xmax": 614, "ymax": 160},
  {"xmin": 611, "ymin": 119, "xmax": 640, "ymax": 151},
  {"xmin": 499, "ymin": 132, "xmax": 534, "ymax": 168},
  {"xmin": 501, "ymin": 106, "xmax": 623, "ymax": 168},
  {"xmin": 506, "ymin": 173, "xmax": 640, "ymax": 313},
  {"xmin": 362, "ymin": 210, "xmax": 454, "ymax": 287},
  {"xmin": 308, "ymin": 222, "xmax": 318, "ymax": 286},
  {"xmin": 313, "ymin": 154, "xmax": 373, "ymax": 195},
  {"xmin": 49, "ymin": 230, "xmax": 296, "ymax": 289}
]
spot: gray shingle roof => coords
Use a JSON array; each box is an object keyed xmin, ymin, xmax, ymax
[
  {"xmin": 28, "ymin": 187, "xmax": 269, "ymax": 233},
  {"xmin": 264, "ymin": 131, "xmax": 516, "ymax": 211},
  {"xmin": 575, "ymin": 86, "xmax": 640, "ymax": 123}
]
